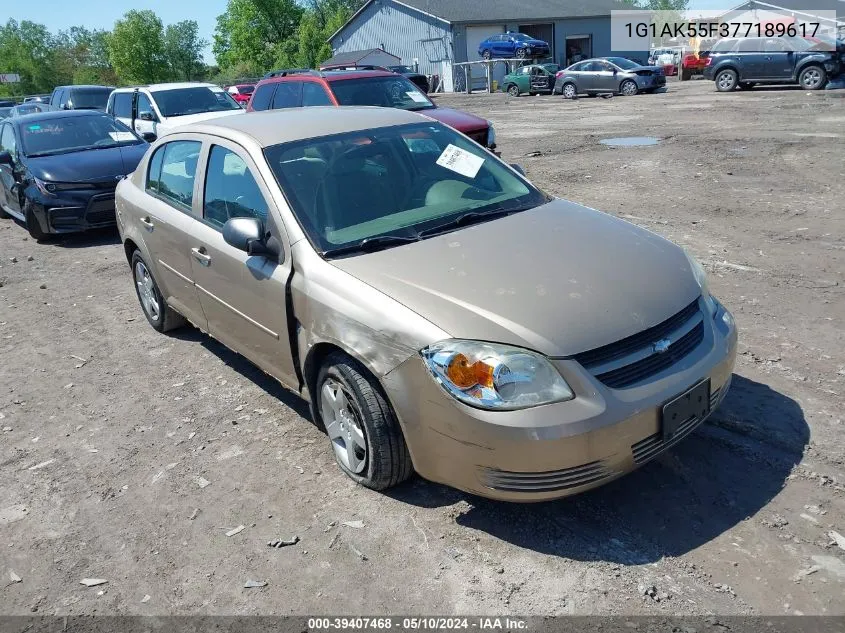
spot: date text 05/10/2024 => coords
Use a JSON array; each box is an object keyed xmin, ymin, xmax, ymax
[{"xmin": 307, "ymin": 617, "xmax": 529, "ymax": 630}]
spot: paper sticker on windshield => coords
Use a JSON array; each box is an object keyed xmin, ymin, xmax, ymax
[
  {"xmin": 436, "ymin": 144, "xmax": 485, "ymax": 179},
  {"xmin": 28, "ymin": 124, "xmax": 41, "ymax": 131},
  {"xmin": 406, "ymin": 91, "xmax": 428, "ymax": 103},
  {"xmin": 109, "ymin": 132, "xmax": 136, "ymax": 142}
]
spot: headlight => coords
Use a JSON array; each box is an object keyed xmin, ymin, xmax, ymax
[
  {"xmin": 33, "ymin": 177, "xmax": 56, "ymax": 196},
  {"xmin": 685, "ymin": 250, "xmax": 717, "ymax": 316},
  {"xmin": 486, "ymin": 122, "xmax": 496, "ymax": 148},
  {"xmin": 421, "ymin": 340, "xmax": 573, "ymax": 411}
]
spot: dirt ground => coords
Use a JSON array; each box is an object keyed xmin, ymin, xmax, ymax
[{"xmin": 1, "ymin": 79, "xmax": 843, "ymax": 617}]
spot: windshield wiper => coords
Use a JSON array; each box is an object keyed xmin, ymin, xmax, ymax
[
  {"xmin": 322, "ymin": 234, "xmax": 420, "ymax": 258},
  {"xmin": 418, "ymin": 206, "xmax": 533, "ymax": 239}
]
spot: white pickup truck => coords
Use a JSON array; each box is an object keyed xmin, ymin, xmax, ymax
[{"xmin": 107, "ymin": 82, "xmax": 244, "ymax": 141}]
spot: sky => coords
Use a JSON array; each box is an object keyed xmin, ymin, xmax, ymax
[{"xmin": 2, "ymin": 0, "xmax": 747, "ymax": 64}]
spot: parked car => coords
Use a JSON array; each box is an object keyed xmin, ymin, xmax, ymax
[
  {"xmin": 387, "ymin": 65, "xmax": 430, "ymax": 93},
  {"xmin": 478, "ymin": 32, "xmax": 551, "ymax": 60},
  {"xmin": 0, "ymin": 100, "xmax": 16, "ymax": 108},
  {"xmin": 248, "ymin": 69, "xmax": 496, "ymax": 151},
  {"xmin": 0, "ymin": 110, "xmax": 148, "ymax": 240},
  {"xmin": 49, "ymin": 85, "xmax": 114, "ymax": 111},
  {"xmin": 704, "ymin": 36, "xmax": 843, "ymax": 91},
  {"xmin": 108, "ymin": 83, "xmax": 244, "ymax": 142},
  {"xmin": 554, "ymin": 57, "xmax": 666, "ymax": 98},
  {"xmin": 116, "ymin": 107, "xmax": 737, "ymax": 501},
  {"xmin": 501, "ymin": 63, "xmax": 560, "ymax": 96},
  {"xmin": 227, "ymin": 84, "xmax": 255, "ymax": 105},
  {"xmin": 8, "ymin": 102, "xmax": 53, "ymax": 117}
]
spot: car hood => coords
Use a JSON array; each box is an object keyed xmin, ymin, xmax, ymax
[
  {"xmin": 25, "ymin": 143, "xmax": 149, "ymax": 182},
  {"xmin": 331, "ymin": 199, "xmax": 702, "ymax": 357},
  {"xmin": 160, "ymin": 109, "xmax": 244, "ymax": 129},
  {"xmin": 424, "ymin": 107, "xmax": 488, "ymax": 133}
]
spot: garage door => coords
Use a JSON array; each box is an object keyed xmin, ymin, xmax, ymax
[{"xmin": 465, "ymin": 25, "xmax": 506, "ymax": 89}]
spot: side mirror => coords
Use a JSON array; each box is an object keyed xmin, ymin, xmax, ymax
[
  {"xmin": 138, "ymin": 111, "xmax": 156, "ymax": 122},
  {"xmin": 0, "ymin": 150, "xmax": 13, "ymax": 166},
  {"xmin": 141, "ymin": 132, "xmax": 157, "ymax": 143},
  {"xmin": 222, "ymin": 217, "xmax": 280, "ymax": 260},
  {"xmin": 510, "ymin": 163, "xmax": 526, "ymax": 176}
]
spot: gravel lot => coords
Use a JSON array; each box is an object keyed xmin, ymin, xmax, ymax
[{"xmin": 0, "ymin": 80, "xmax": 843, "ymax": 617}]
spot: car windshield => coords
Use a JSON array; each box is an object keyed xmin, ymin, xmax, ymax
[
  {"xmin": 151, "ymin": 87, "xmax": 241, "ymax": 117},
  {"xmin": 13, "ymin": 104, "xmax": 50, "ymax": 116},
  {"xmin": 20, "ymin": 114, "xmax": 143, "ymax": 157},
  {"xmin": 265, "ymin": 122, "xmax": 549, "ymax": 257},
  {"xmin": 389, "ymin": 66, "xmax": 415, "ymax": 74},
  {"xmin": 512, "ymin": 34, "xmax": 532, "ymax": 41},
  {"xmin": 71, "ymin": 88, "xmax": 112, "ymax": 109},
  {"xmin": 238, "ymin": 85, "xmax": 255, "ymax": 94},
  {"xmin": 331, "ymin": 76, "xmax": 435, "ymax": 111},
  {"xmin": 606, "ymin": 57, "xmax": 640, "ymax": 69}
]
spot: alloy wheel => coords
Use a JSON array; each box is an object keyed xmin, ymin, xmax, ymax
[
  {"xmin": 563, "ymin": 84, "xmax": 576, "ymax": 99},
  {"xmin": 134, "ymin": 260, "xmax": 160, "ymax": 322},
  {"xmin": 320, "ymin": 378, "xmax": 368, "ymax": 474},
  {"xmin": 801, "ymin": 68, "xmax": 822, "ymax": 89}
]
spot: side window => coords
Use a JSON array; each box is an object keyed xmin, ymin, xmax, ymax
[
  {"xmin": 112, "ymin": 93, "xmax": 132, "ymax": 118},
  {"xmin": 137, "ymin": 93, "xmax": 155, "ymax": 118},
  {"xmin": 146, "ymin": 145, "xmax": 165, "ymax": 193},
  {"xmin": 738, "ymin": 38, "xmax": 762, "ymax": 52},
  {"xmin": 518, "ymin": 66, "xmax": 530, "ymax": 75},
  {"xmin": 150, "ymin": 141, "xmax": 201, "ymax": 210},
  {"xmin": 203, "ymin": 145, "xmax": 268, "ymax": 229},
  {"xmin": 763, "ymin": 38, "xmax": 790, "ymax": 52},
  {"xmin": 271, "ymin": 81, "xmax": 303, "ymax": 109},
  {"xmin": 1, "ymin": 124, "xmax": 16, "ymax": 155},
  {"xmin": 301, "ymin": 82, "xmax": 333, "ymax": 106},
  {"xmin": 250, "ymin": 83, "xmax": 275, "ymax": 111}
]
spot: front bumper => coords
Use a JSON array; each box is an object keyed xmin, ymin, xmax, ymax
[
  {"xmin": 382, "ymin": 300, "xmax": 737, "ymax": 502},
  {"xmin": 28, "ymin": 191, "xmax": 117, "ymax": 235}
]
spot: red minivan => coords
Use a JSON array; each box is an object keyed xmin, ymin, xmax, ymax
[{"xmin": 247, "ymin": 69, "xmax": 496, "ymax": 151}]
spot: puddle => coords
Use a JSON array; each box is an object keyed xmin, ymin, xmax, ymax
[{"xmin": 600, "ymin": 137, "xmax": 661, "ymax": 147}]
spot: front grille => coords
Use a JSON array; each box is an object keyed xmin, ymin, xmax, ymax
[
  {"xmin": 85, "ymin": 194, "xmax": 116, "ymax": 225},
  {"xmin": 595, "ymin": 321, "xmax": 704, "ymax": 389},
  {"xmin": 631, "ymin": 382, "xmax": 727, "ymax": 464},
  {"xmin": 481, "ymin": 459, "xmax": 617, "ymax": 493},
  {"xmin": 574, "ymin": 300, "xmax": 700, "ymax": 369}
]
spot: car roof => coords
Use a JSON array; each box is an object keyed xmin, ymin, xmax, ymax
[
  {"xmin": 9, "ymin": 109, "xmax": 106, "ymax": 125},
  {"xmin": 262, "ymin": 69, "xmax": 397, "ymax": 85},
  {"xmin": 180, "ymin": 106, "xmax": 431, "ymax": 148},
  {"xmin": 112, "ymin": 82, "xmax": 220, "ymax": 92},
  {"xmin": 54, "ymin": 85, "xmax": 114, "ymax": 90}
]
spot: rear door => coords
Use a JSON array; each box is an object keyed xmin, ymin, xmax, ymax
[
  {"xmin": 736, "ymin": 38, "xmax": 766, "ymax": 79},
  {"xmin": 134, "ymin": 92, "xmax": 158, "ymax": 138},
  {"xmin": 186, "ymin": 140, "xmax": 298, "ymax": 387},
  {"xmin": 578, "ymin": 61, "xmax": 602, "ymax": 92},
  {"xmin": 138, "ymin": 138, "xmax": 207, "ymax": 327}
]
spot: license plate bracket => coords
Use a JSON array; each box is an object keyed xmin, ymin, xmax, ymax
[{"xmin": 661, "ymin": 379, "xmax": 710, "ymax": 442}]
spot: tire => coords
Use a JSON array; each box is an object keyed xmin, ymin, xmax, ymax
[
  {"xmin": 25, "ymin": 204, "xmax": 47, "ymax": 242},
  {"xmin": 0, "ymin": 203, "xmax": 9, "ymax": 220},
  {"xmin": 715, "ymin": 68, "xmax": 738, "ymax": 92},
  {"xmin": 562, "ymin": 83, "xmax": 577, "ymax": 99},
  {"xmin": 798, "ymin": 65, "xmax": 826, "ymax": 90},
  {"xmin": 507, "ymin": 83, "xmax": 520, "ymax": 97},
  {"xmin": 316, "ymin": 352, "xmax": 413, "ymax": 491},
  {"xmin": 130, "ymin": 250, "xmax": 185, "ymax": 333},
  {"xmin": 681, "ymin": 68, "xmax": 692, "ymax": 81},
  {"xmin": 482, "ymin": 50, "xmax": 492, "ymax": 60},
  {"xmin": 516, "ymin": 48, "xmax": 527, "ymax": 59},
  {"xmin": 620, "ymin": 79, "xmax": 638, "ymax": 96}
]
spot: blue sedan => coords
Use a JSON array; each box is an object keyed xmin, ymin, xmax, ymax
[{"xmin": 478, "ymin": 33, "xmax": 551, "ymax": 60}]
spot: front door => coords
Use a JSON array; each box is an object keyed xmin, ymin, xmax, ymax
[
  {"xmin": 133, "ymin": 92, "xmax": 159, "ymax": 138},
  {"xmin": 0, "ymin": 124, "xmax": 23, "ymax": 219},
  {"xmin": 761, "ymin": 38, "xmax": 796, "ymax": 80},
  {"xmin": 140, "ymin": 138, "xmax": 207, "ymax": 327},
  {"xmin": 187, "ymin": 140, "xmax": 298, "ymax": 388}
]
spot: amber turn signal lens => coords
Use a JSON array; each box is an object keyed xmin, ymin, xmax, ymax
[{"xmin": 446, "ymin": 353, "xmax": 495, "ymax": 390}]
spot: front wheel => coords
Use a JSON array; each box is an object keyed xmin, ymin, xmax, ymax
[
  {"xmin": 131, "ymin": 250, "xmax": 185, "ymax": 332},
  {"xmin": 620, "ymin": 79, "xmax": 638, "ymax": 96},
  {"xmin": 25, "ymin": 204, "xmax": 47, "ymax": 241},
  {"xmin": 715, "ymin": 69, "xmax": 738, "ymax": 92},
  {"xmin": 482, "ymin": 50, "xmax": 492, "ymax": 60},
  {"xmin": 515, "ymin": 48, "xmax": 527, "ymax": 59},
  {"xmin": 798, "ymin": 65, "xmax": 826, "ymax": 90},
  {"xmin": 316, "ymin": 352, "xmax": 413, "ymax": 490},
  {"xmin": 507, "ymin": 83, "xmax": 520, "ymax": 97}
]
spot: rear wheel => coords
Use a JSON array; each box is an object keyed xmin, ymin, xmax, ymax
[
  {"xmin": 562, "ymin": 83, "xmax": 577, "ymax": 99},
  {"xmin": 620, "ymin": 79, "xmax": 638, "ymax": 96},
  {"xmin": 482, "ymin": 50, "xmax": 492, "ymax": 60},
  {"xmin": 715, "ymin": 68, "xmax": 738, "ymax": 92},
  {"xmin": 507, "ymin": 83, "xmax": 520, "ymax": 97},
  {"xmin": 131, "ymin": 250, "xmax": 185, "ymax": 333},
  {"xmin": 681, "ymin": 68, "xmax": 692, "ymax": 81},
  {"xmin": 316, "ymin": 352, "xmax": 413, "ymax": 490},
  {"xmin": 798, "ymin": 65, "xmax": 826, "ymax": 90},
  {"xmin": 516, "ymin": 48, "xmax": 527, "ymax": 59}
]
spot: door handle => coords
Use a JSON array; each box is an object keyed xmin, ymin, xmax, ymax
[
  {"xmin": 139, "ymin": 216, "xmax": 154, "ymax": 231},
  {"xmin": 191, "ymin": 247, "xmax": 212, "ymax": 266}
]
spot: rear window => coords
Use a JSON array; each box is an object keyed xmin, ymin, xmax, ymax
[
  {"xmin": 271, "ymin": 82, "xmax": 303, "ymax": 109},
  {"xmin": 250, "ymin": 83, "xmax": 276, "ymax": 111},
  {"xmin": 70, "ymin": 88, "xmax": 112, "ymax": 109}
]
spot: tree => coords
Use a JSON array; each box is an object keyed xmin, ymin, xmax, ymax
[
  {"xmin": 0, "ymin": 19, "xmax": 59, "ymax": 96},
  {"xmin": 213, "ymin": 0, "xmax": 303, "ymax": 73},
  {"xmin": 108, "ymin": 10, "xmax": 169, "ymax": 84},
  {"xmin": 165, "ymin": 20, "xmax": 207, "ymax": 81}
]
